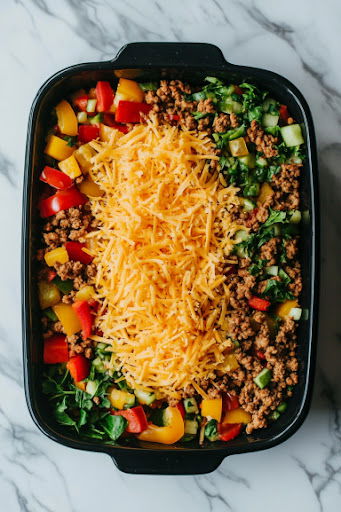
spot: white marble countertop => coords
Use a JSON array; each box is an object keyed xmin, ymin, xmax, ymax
[{"xmin": 1, "ymin": 0, "xmax": 340, "ymax": 510}]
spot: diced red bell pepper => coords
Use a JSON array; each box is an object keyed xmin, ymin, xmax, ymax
[
  {"xmin": 234, "ymin": 86, "xmax": 244, "ymax": 96},
  {"xmin": 39, "ymin": 187, "xmax": 87, "ymax": 218},
  {"xmin": 67, "ymin": 355, "xmax": 90, "ymax": 382},
  {"xmin": 40, "ymin": 166, "xmax": 73, "ymax": 190},
  {"xmin": 279, "ymin": 104, "xmax": 289, "ymax": 122},
  {"xmin": 168, "ymin": 114, "xmax": 180, "ymax": 122},
  {"xmin": 65, "ymin": 241, "xmax": 93, "ymax": 265},
  {"xmin": 223, "ymin": 392, "xmax": 239, "ymax": 414},
  {"xmin": 176, "ymin": 401, "xmax": 185, "ymax": 419},
  {"xmin": 248, "ymin": 296, "xmax": 271, "ymax": 312},
  {"xmin": 74, "ymin": 94, "xmax": 89, "ymax": 111},
  {"xmin": 43, "ymin": 334, "xmax": 69, "ymax": 364},
  {"xmin": 103, "ymin": 113, "xmax": 129, "ymax": 133},
  {"xmin": 218, "ymin": 422, "xmax": 242, "ymax": 441},
  {"xmin": 72, "ymin": 300, "xmax": 93, "ymax": 340},
  {"xmin": 78, "ymin": 124, "xmax": 100, "ymax": 143},
  {"xmin": 46, "ymin": 269, "xmax": 57, "ymax": 282},
  {"xmin": 115, "ymin": 101, "xmax": 152, "ymax": 124},
  {"xmin": 96, "ymin": 81, "xmax": 114, "ymax": 112},
  {"xmin": 256, "ymin": 350, "xmax": 266, "ymax": 360},
  {"xmin": 111, "ymin": 405, "xmax": 148, "ymax": 433}
]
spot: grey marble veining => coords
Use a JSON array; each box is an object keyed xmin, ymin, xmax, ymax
[{"xmin": 1, "ymin": 0, "xmax": 340, "ymax": 510}]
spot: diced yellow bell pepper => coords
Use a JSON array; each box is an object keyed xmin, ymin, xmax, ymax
[
  {"xmin": 79, "ymin": 177, "xmax": 103, "ymax": 197},
  {"xmin": 73, "ymin": 143, "xmax": 96, "ymax": 174},
  {"xmin": 55, "ymin": 100, "xmax": 78, "ymax": 136},
  {"xmin": 75, "ymin": 285, "xmax": 95, "ymax": 301},
  {"xmin": 44, "ymin": 247, "xmax": 69, "ymax": 267},
  {"xmin": 223, "ymin": 407, "xmax": 251, "ymax": 424},
  {"xmin": 228, "ymin": 137, "xmax": 249, "ymax": 157},
  {"xmin": 276, "ymin": 300, "xmax": 299, "ymax": 319},
  {"xmin": 99, "ymin": 123, "xmax": 116, "ymax": 142},
  {"xmin": 44, "ymin": 135, "xmax": 75, "ymax": 161},
  {"xmin": 58, "ymin": 154, "xmax": 82, "ymax": 179},
  {"xmin": 38, "ymin": 280, "xmax": 61, "ymax": 310},
  {"xmin": 52, "ymin": 303, "xmax": 82, "ymax": 336},
  {"xmin": 201, "ymin": 397, "xmax": 222, "ymax": 422},
  {"xmin": 113, "ymin": 78, "xmax": 144, "ymax": 110},
  {"xmin": 138, "ymin": 407, "xmax": 184, "ymax": 445},
  {"xmin": 257, "ymin": 183, "xmax": 274, "ymax": 206},
  {"xmin": 108, "ymin": 388, "xmax": 135, "ymax": 409}
]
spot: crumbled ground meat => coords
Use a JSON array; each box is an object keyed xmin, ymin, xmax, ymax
[
  {"xmin": 55, "ymin": 261, "xmax": 84, "ymax": 281},
  {"xmin": 42, "ymin": 207, "xmax": 92, "ymax": 250},
  {"xmin": 271, "ymin": 163, "xmax": 301, "ymax": 210},
  {"xmin": 259, "ymin": 237, "xmax": 280, "ymax": 265},
  {"xmin": 247, "ymin": 120, "xmax": 278, "ymax": 158}
]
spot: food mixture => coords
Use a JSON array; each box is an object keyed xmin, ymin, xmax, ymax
[{"xmin": 38, "ymin": 76, "xmax": 305, "ymax": 444}]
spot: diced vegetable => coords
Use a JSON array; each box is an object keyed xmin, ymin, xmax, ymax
[
  {"xmin": 228, "ymin": 137, "xmax": 249, "ymax": 157},
  {"xmin": 72, "ymin": 300, "xmax": 93, "ymax": 340},
  {"xmin": 79, "ymin": 176, "xmax": 103, "ymax": 197},
  {"xmin": 254, "ymin": 368, "xmax": 272, "ymax": 389},
  {"xmin": 289, "ymin": 307, "xmax": 302, "ymax": 320},
  {"xmin": 220, "ymin": 99, "xmax": 242, "ymax": 114},
  {"xmin": 75, "ymin": 285, "xmax": 95, "ymax": 301},
  {"xmin": 201, "ymin": 397, "xmax": 222, "ymax": 422},
  {"xmin": 44, "ymin": 135, "xmax": 74, "ymax": 161},
  {"xmin": 176, "ymin": 402, "xmax": 185, "ymax": 419},
  {"xmin": 43, "ymin": 334, "xmax": 69, "ymax": 364},
  {"xmin": 65, "ymin": 241, "xmax": 93, "ymax": 265},
  {"xmin": 96, "ymin": 81, "xmax": 114, "ymax": 112},
  {"xmin": 111, "ymin": 405, "xmax": 148, "ymax": 433},
  {"xmin": 86, "ymin": 98, "xmax": 97, "ymax": 113},
  {"xmin": 257, "ymin": 183, "xmax": 273, "ymax": 205},
  {"xmin": 74, "ymin": 94, "xmax": 88, "ymax": 112},
  {"xmin": 184, "ymin": 419, "xmax": 198, "ymax": 435},
  {"xmin": 77, "ymin": 111, "xmax": 88, "ymax": 123},
  {"xmin": 38, "ymin": 281, "xmax": 61, "ymax": 310},
  {"xmin": 58, "ymin": 154, "xmax": 82, "ymax": 179},
  {"xmin": 53, "ymin": 303, "xmax": 82, "ymax": 336},
  {"xmin": 276, "ymin": 299, "xmax": 299, "ymax": 319},
  {"xmin": 184, "ymin": 397, "xmax": 199, "ymax": 414},
  {"xmin": 279, "ymin": 104, "xmax": 289, "ymax": 122},
  {"xmin": 44, "ymin": 308, "xmax": 58, "ymax": 322},
  {"xmin": 280, "ymin": 124, "xmax": 304, "ymax": 147},
  {"xmin": 289, "ymin": 210, "xmax": 301, "ymax": 224},
  {"xmin": 67, "ymin": 355, "xmax": 90, "ymax": 382},
  {"xmin": 277, "ymin": 402, "xmax": 287, "ymax": 413},
  {"xmin": 239, "ymin": 153, "xmax": 256, "ymax": 168},
  {"xmin": 55, "ymin": 100, "xmax": 78, "ymax": 136},
  {"xmin": 114, "ymin": 78, "xmax": 144, "ymax": 110},
  {"xmin": 39, "ymin": 187, "xmax": 87, "ymax": 218},
  {"xmin": 53, "ymin": 276, "xmax": 73, "ymax": 294},
  {"xmin": 115, "ymin": 101, "xmax": 152, "ymax": 124},
  {"xmin": 248, "ymin": 296, "xmax": 271, "ymax": 311},
  {"xmin": 44, "ymin": 247, "xmax": 69, "ymax": 267},
  {"xmin": 204, "ymin": 419, "xmax": 219, "ymax": 441},
  {"xmin": 89, "ymin": 113, "xmax": 103, "ymax": 126},
  {"xmin": 108, "ymin": 388, "xmax": 135, "ymax": 409},
  {"xmin": 134, "ymin": 389, "xmax": 156, "ymax": 405},
  {"xmin": 234, "ymin": 229, "xmax": 249, "ymax": 244},
  {"xmin": 102, "ymin": 114, "xmax": 129, "ymax": 132},
  {"xmin": 85, "ymin": 380, "xmax": 99, "ymax": 397},
  {"xmin": 240, "ymin": 198, "xmax": 256, "ymax": 211},
  {"xmin": 78, "ymin": 124, "xmax": 100, "ymax": 143},
  {"xmin": 138, "ymin": 407, "xmax": 184, "ymax": 445},
  {"xmin": 223, "ymin": 392, "xmax": 239, "ymax": 412},
  {"xmin": 40, "ymin": 166, "xmax": 73, "ymax": 190},
  {"xmin": 262, "ymin": 113, "xmax": 279, "ymax": 127},
  {"xmin": 218, "ymin": 422, "xmax": 242, "ymax": 442},
  {"xmin": 265, "ymin": 265, "xmax": 279, "ymax": 276},
  {"xmin": 223, "ymin": 407, "xmax": 251, "ymax": 424},
  {"xmin": 73, "ymin": 143, "xmax": 96, "ymax": 173}
]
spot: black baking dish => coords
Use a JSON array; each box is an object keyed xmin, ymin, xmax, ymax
[{"xmin": 22, "ymin": 42, "xmax": 319, "ymax": 475}]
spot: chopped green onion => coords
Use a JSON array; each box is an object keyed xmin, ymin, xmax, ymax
[
  {"xmin": 269, "ymin": 410, "xmax": 280, "ymax": 421},
  {"xmin": 277, "ymin": 402, "xmax": 287, "ymax": 413}
]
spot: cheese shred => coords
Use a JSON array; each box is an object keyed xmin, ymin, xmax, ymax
[{"xmin": 87, "ymin": 118, "xmax": 241, "ymax": 400}]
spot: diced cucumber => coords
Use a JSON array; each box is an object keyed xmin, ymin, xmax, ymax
[
  {"xmin": 234, "ymin": 229, "xmax": 249, "ymax": 244},
  {"xmin": 265, "ymin": 265, "xmax": 278, "ymax": 276},
  {"xmin": 281, "ymin": 124, "xmax": 304, "ymax": 147},
  {"xmin": 289, "ymin": 210, "xmax": 301, "ymax": 224},
  {"xmin": 254, "ymin": 368, "xmax": 272, "ymax": 389},
  {"xmin": 277, "ymin": 402, "xmax": 287, "ymax": 413},
  {"xmin": 289, "ymin": 307, "xmax": 302, "ymax": 320},
  {"xmin": 256, "ymin": 156, "xmax": 268, "ymax": 168},
  {"xmin": 92, "ymin": 357, "xmax": 106, "ymax": 373},
  {"xmin": 220, "ymin": 99, "xmax": 242, "ymax": 114},
  {"xmin": 86, "ymin": 380, "xmax": 99, "ymax": 397},
  {"xmin": 262, "ymin": 98, "xmax": 277, "ymax": 112},
  {"xmin": 241, "ymin": 198, "xmax": 256, "ymax": 211},
  {"xmin": 184, "ymin": 398, "xmax": 199, "ymax": 414},
  {"xmin": 89, "ymin": 113, "xmax": 103, "ymax": 125},
  {"xmin": 77, "ymin": 111, "xmax": 87, "ymax": 123},
  {"xmin": 124, "ymin": 393, "xmax": 136, "ymax": 407},
  {"xmin": 134, "ymin": 389, "xmax": 156, "ymax": 405},
  {"xmin": 239, "ymin": 153, "xmax": 256, "ymax": 168},
  {"xmin": 184, "ymin": 419, "xmax": 198, "ymax": 435},
  {"xmin": 262, "ymin": 113, "xmax": 279, "ymax": 127},
  {"xmin": 86, "ymin": 99, "xmax": 97, "ymax": 113}
]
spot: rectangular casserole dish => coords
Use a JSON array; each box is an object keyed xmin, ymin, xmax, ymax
[{"xmin": 22, "ymin": 42, "xmax": 319, "ymax": 475}]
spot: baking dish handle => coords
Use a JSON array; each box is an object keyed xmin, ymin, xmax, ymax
[
  {"xmin": 112, "ymin": 42, "xmax": 227, "ymax": 67},
  {"xmin": 111, "ymin": 451, "xmax": 224, "ymax": 475}
]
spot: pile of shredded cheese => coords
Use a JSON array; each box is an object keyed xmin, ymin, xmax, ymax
[{"xmin": 87, "ymin": 118, "xmax": 243, "ymax": 400}]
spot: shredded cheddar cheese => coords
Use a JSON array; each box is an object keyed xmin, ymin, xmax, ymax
[{"xmin": 87, "ymin": 118, "xmax": 242, "ymax": 400}]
